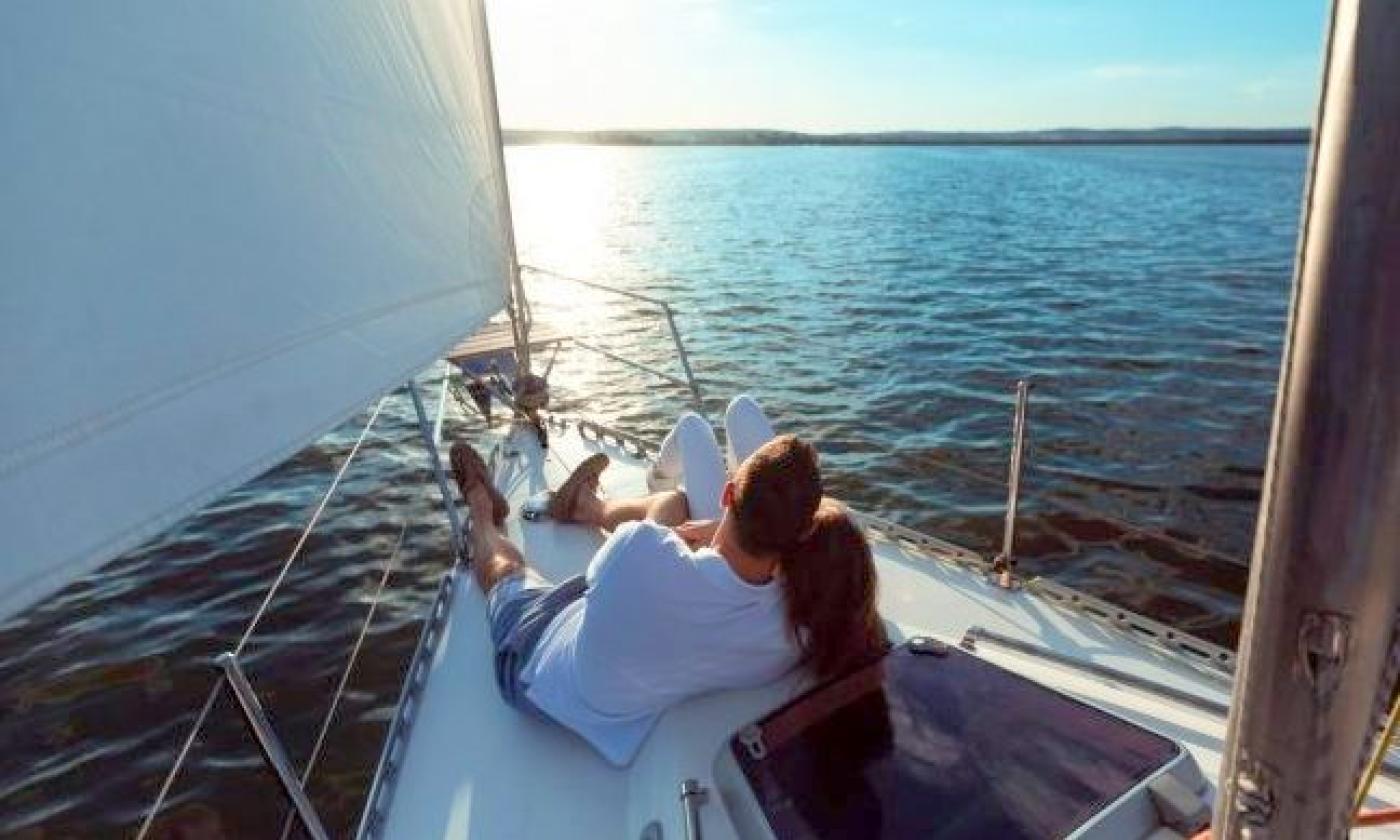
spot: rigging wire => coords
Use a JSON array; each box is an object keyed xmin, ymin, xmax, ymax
[
  {"xmin": 134, "ymin": 679, "xmax": 223, "ymax": 839},
  {"xmin": 921, "ymin": 450, "xmax": 1248, "ymax": 568},
  {"xmin": 234, "ymin": 397, "xmax": 387, "ymax": 657},
  {"xmin": 135, "ymin": 396, "xmax": 387, "ymax": 838},
  {"xmin": 277, "ymin": 521, "xmax": 410, "ymax": 840}
]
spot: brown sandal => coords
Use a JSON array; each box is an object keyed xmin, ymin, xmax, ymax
[
  {"xmin": 548, "ymin": 453, "xmax": 610, "ymax": 523},
  {"xmin": 449, "ymin": 442, "xmax": 509, "ymax": 526}
]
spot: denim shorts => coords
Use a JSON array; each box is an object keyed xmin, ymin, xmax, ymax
[{"xmin": 487, "ymin": 571, "xmax": 589, "ymax": 714}]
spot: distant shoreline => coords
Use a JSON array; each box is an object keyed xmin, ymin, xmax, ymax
[{"xmin": 504, "ymin": 128, "xmax": 1309, "ymax": 146}]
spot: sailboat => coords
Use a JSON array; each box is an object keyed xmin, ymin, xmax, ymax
[{"xmin": 2, "ymin": 0, "xmax": 1397, "ymax": 838}]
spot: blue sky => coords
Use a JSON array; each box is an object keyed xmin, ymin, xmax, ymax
[{"xmin": 489, "ymin": 0, "xmax": 1327, "ymax": 131}]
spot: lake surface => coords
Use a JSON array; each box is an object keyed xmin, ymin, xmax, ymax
[{"xmin": 0, "ymin": 144, "xmax": 1305, "ymax": 836}]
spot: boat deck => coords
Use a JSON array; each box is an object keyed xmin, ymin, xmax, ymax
[{"xmin": 375, "ymin": 417, "xmax": 1400, "ymax": 839}]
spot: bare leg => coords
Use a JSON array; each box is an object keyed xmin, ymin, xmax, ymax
[
  {"xmin": 641, "ymin": 491, "xmax": 690, "ymax": 527},
  {"xmin": 465, "ymin": 485, "xmax": 529, "ymax": 594},
  {"xmin": 574, "ymin": 488, "xmax": 690, "ymax": 531}
]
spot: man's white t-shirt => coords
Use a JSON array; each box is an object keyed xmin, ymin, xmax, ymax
[{"xmin": 521, "ymin": 521, "xmax": 798, "ymax": 766}]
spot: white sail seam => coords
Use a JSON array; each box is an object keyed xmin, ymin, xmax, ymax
[{"xmin": 0, "ymin": 282, "xmax": 482, "ymax": 481}]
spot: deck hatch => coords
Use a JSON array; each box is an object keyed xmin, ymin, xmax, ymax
[{"xmin": 730, "ymin": 639, "xmax": 1180, "ymax": 839}]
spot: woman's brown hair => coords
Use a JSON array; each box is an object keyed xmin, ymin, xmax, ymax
[
  {"xmin": 779, "ymin": 499, "xmax": 887, "ymax": 680},
  {"xmin": 729, "ymin": 436, "xmax": 886, "ymax": 680}
]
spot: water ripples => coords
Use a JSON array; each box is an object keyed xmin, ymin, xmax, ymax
[{"xmin": 1, "ymin": 144, "xmax": 1304, "ymax": 836}]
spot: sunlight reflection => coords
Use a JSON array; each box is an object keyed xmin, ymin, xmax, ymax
[
  {"xmin": 506, "ymin": 145, "xmax": 668, "ymax": 399},
  {"xmin": 507, "ymin": 145, "xmax": 622, "ymax": 277}
]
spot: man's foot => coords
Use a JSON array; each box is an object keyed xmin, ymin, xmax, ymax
[
  {"xmin": 548, "ymin": 453, "xmax": 610, "ymax": 523},
  {"xmin": 571, "ymin": 488, "xmax": 606, "ymax": 526},
  {"xmin": 449, "ymin": 441, "xmax": 510, "ymax": 526}
]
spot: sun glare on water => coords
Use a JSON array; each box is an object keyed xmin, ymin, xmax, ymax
[
  {"xmin": 508, "ymin": 144, "xmax": 617, "ymax": 277},
  {"xmin": 506, "ymin": 144, "xmax": 660, "ymax": 386}
]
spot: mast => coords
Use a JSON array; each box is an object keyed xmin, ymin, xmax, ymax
[
  {"xmin": 1215, "ymin": 0, "xmax": 1400, "ymax": 836},
  {"xmin": 473, "ymin": 0, "xmax": 533, "ymax": 374}
]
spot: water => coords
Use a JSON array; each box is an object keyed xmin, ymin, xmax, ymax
[{"xmin": 0, "ymin": 144, "xmax": 1305, "ymax": 836}]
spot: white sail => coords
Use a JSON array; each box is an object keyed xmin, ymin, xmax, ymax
[{"xmin": 0, "ymin": 0, "xmax": 512, "ymax": 621}]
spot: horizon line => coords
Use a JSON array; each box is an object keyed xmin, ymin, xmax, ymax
[
  {"xmin": 504, "ymin": 125, "xmax": 1311, "ymax": 134},
  {"xmin": 502, "ymin": 126, "xmax": 1311, "ymax": 147}
]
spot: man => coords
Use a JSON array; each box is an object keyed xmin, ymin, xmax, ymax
[{"xmin": 449, "ymin": 433, "xmax": 823, "ymax": 766}]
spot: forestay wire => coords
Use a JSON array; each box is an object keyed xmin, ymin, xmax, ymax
[{"xmin": 136, "ymin": 396, "xmax": 388, "ymax": 838}]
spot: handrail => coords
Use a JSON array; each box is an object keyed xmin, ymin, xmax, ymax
[
  {"xmin": 519, "ymin": 264, "xmax": 705, "ymax": 408},
  {"xmin": 960, "ymin": 625, "xmax": 1230, "ymax": 718},
  {"xmin": 569, "ymin": 337, "xmax": 697, "ymax": 393}
]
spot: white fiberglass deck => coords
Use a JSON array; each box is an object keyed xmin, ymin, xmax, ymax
[{"xmin": 377, "ymin": 418, "xmax": 1400, "ymax": 839}]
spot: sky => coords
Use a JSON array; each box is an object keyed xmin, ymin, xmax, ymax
[{"xmin": 487, "ymin": 0, "xmax": 1328, "ymax": 132}]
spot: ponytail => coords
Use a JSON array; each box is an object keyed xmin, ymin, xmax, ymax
[{"xmin": 779, "ymin": 499, "xmax": 887, "ymax": 680}]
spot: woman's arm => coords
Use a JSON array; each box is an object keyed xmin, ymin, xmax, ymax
[{"xmin": 672, "ymin": 519, "xmax": 719, "ymax": 550}]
